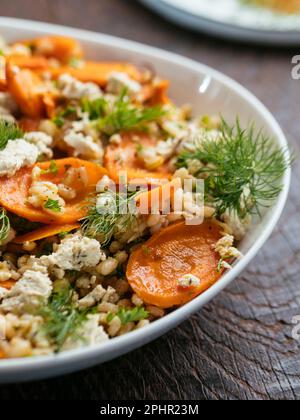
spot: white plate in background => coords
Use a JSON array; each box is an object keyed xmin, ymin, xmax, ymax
[
  {"xmin": 0, "ymin": 17, "xmax": 291, "ymax": 383},
  {"xmin": 140, "ymin": 0, "xmax": 300, "ymax": 46}
]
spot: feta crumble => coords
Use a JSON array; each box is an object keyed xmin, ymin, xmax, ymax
[
  {"xmin": 64, "ymin": 131, "xmax": 104, "ymax": 160},
  {"xmin": 24, "ymin": 132, "xmax": 53, "ymax": 159},
  {"xmin": 178, "ymin": 274, "xmax": 201, "ymax": 288},
  {"xmin": 0, "ymin": 139, "xmax": 39, "ymax": 178},
  {"xmin": 58, "ymin": 74, "xmax": 102, "ymax": 100},
  {"xmin": 61, "ymin": 314, "xmax": 108, "ymax": 351},
  {"xmin": 0, "ymin": 268, "xmax": 52, "ymax": 315},
  {"xmin": 43, "ymin": 234, "xmax": 105, "ymax": 272},
  {"xmin": 214, "ymin": 235, "xmax": 243, "ymax": 260},
  {"xmin": 107, "ymin": 71, "xmax": 142, "ymax": 98}
]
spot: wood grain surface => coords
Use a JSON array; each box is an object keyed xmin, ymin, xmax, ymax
[{"xmin": 0, "ymin": 0, "xmax": 299, "ymax": 401}]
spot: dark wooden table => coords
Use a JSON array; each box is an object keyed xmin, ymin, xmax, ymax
[{"xmin": 0, "ymin": 0, "xmax": 299, "ymax": 401}]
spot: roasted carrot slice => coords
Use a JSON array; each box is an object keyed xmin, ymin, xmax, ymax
[
  {"xmin": 18, "ymin": 118, "xmax": 41, "ymax": 132},
  {"xmin": 6, "ymin": 64, "xmax": 46, "ymax": 118},
  {"xmin": 7, "ymin": 55, "xmax": 50, "ymax": 71},
  {"xmin": 127, "ymin": 221, "xmax": 223, "ymax": 308},
  {"xmin": 0, "ymin": 349, "xmax": 6, "ymax": 359},
  {"xmin": 0, "ymin": 158, "xmax": 107, "ymax": 224},
  {"xmin": 0, "ymin": 280, "xmax": 16, "ymax": 290},
  {"xmin": 21, "ymin": 36, "xmax": 83, "ymax": 63},
  {"xmin": 49, "ymin": 61, "xmax": 141, "ymax": 86},
  {"xmin": 13, "ymin": 223, "xmax": 81, "ymax": 244},
  {"xmin": 104, "ymin": 133, "xmax": 171, "ymax": 185},
  {"xmin": 141, "ymin": 79, "xmax": 170, "ymax": 105},
  {"xmin": 135, "ymin": 178, "xmax": 182, "ymax": 214}
]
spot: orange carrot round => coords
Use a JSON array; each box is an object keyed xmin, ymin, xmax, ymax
[
  {"xmin": 104, "ymin": 132, "xmax": 171, "ymax": 184},
  {"xmin": 21, "ymin": 36, "xmax": 83, "ymax": 63},
  {"xmin": 0, "ymin": 158, "xmax": 107, "ymax": 224},
  {"xmin": 49, "ymin": 61, "xmax": 141, "ymax": 86},
  {"xmin": 13, "ymin": 223, "xmax": 81, "ymax": 244},
  {"xmin": 6, "ymin": 64, "xmax": 46, "ymax": 118},
  {"xmin": 127, "ymin": 221, "xmax": 223, "ymax": 308},
  {"xmin": 0, "ymin": 280, "xmax": 16, "ymax": 290}
]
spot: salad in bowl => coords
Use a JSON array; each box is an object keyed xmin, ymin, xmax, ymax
[{"xmin": 0, "ymin": 34, "xmax": 289, "ymax": 360}]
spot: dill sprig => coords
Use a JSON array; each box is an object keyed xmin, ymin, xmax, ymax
[
  {"xmin": 0, "ymin": 207, "xmax": 10, "ymax": 245},
  {"xmin": 82, "ymin": 189, "xmax": 141, "ymax": 246},
  {"xmin": 94, "ymin": 89, "xmax": 165, "ymax": 136},
  {"xmin": 44, "ymin": 199, "xmax": 62, "ymax": 213},
  {"xmin": 40, "ymin": 287, "xmax": 89, "ymax": 352},
  {"xmin": 177, "ymin": 119, "xmax": 291, "ymax": 218},
  {"xmin": 0, "ymin": 120, "xmax": 23, "ymax": 151},
  {"xmin": 107, "ymin": 307, "xmax": 149, "ymax": 325}
]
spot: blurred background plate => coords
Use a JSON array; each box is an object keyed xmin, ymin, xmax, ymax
[{"xmin": 140, "ymin": 0, "xmax": 300, "ymax": 46}]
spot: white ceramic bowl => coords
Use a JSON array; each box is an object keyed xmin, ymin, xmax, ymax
[{"xmin": 0, "ymin": 18, "xmax": 291, "ymax": 383}]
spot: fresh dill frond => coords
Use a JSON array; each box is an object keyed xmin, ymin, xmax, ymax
[
  {"xmin": 0, "ymin": 120, "xmax": 23, "ymax": 151},
  {"xmin": 97, "ymin": 89, "xmax": 165, "ymax": 136},
  {"xmin": 177, "ymin": 119, "xmax": 291, "ymax": 218},
  {"xmin": 82, "ymin": 97, "xmax": 107, "ymax": 120},
  {"xmin": 0, "ymin": 207, "xmax": 10, "ymax": 245},
  {"xmin": 40, "ymin": 287, "xmax": 89, "ymax": 352},
  {"xmin": 44, "ymin": 199, "xmax": 62, "ymax": 213},
  {"xmin": 52, "ymin": 106, "xmax": 77, "ymax": 128},
  {"xmin": 40, "ymin": 160, "xmax": 58, "ymax": 176},
  {"xmin": 107, "ymin": 307, "xmax": 149, "ymax": 325},
  {"xmin": 82, "ymin": 189, "xmax": 140, "ymax": 246}
]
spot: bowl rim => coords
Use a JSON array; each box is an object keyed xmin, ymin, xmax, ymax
[{"xmin": 0, "ymin": 17, "xmax": 291, "ymax": 379}]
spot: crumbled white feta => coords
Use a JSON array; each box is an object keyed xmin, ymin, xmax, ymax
[
  {"xmin": 78, "ymin": 285, "xmax": 106, "ymax": 309},
  {"xmin": 43, "ymin": 234, "xmax": 105, "ymax": 272},
  {"xmin": 24, "ymin": 131, "xmax": 53, "ymax": 159},
  {"xmin": 0, "ymin": 268, "xmax": 52, "ymax": 315},
  {"xmin": 64, "ymin": 131, "xmax": 104, "ymax": 160},
  {"xmin": 107, "ymin": 71, "xmax": 141, "ymax": 98},
  {"xmin": 178, "ymin": 274, "xmax": 201, "ymax": 288},
  {"xmin": 214, "ymin": 235, "xmax": 243, "ymax": 260},
  {"xmin": 58, "ymin": 74, "xmax": 102, "ymax": 100},
  {"xmin": 0, "ymin": 139, "xmax": 39, "ymax": 177},
  {"xmin": 61, "ymin": 314, "xmax": 108, "ymax": 351}
]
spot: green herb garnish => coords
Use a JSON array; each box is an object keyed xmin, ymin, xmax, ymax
[
  {"xmin": 177, "ymin": 119, "xmax": 291, "ymax": 218},
  {"xmin": 44, "ymin": 199, "xmax": 62, "ymax": 213},
  {"xmin": 0, "ymin": 207, "xmax": 10, "ymax": 245},
  {"xmin": 107, "ymin": 307, "xmax": 149, "ymax": 326},
  {"xmin": 97, "ymin": 89, "xmax": 165, "ymax": 136},
  {"xmin": 40, "ymin": 287, "xmax": 88, "ymax": 352},
  {"xmin": 82, "ymin": 189, "xmax": 141, "ymax": 246},
  {"xmin": 52, "ymin": 106, "xmax": 76, "ymax": 128},
  {"xmin": 0, "ymin": 120, "xmax": 23, "ymax": 151},
  {"xmin": 82, "ymin": 97, "xmax": 107, "ymax": 120},
  {"xmin": 40, "ymin": 160, "xmax": 58, "ymax": 176}
]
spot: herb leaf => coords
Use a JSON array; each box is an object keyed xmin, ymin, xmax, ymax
[
  {"xmin": 0, "ymin": 207, "xmax": 10, "ymax": 245},
  {"xmin": 82, "ymin": 189, "xmax": 141, "ymax": 246},
  {"xmin": 40, "ymin": 160, "xmax": 58, "ymax": 176},
  {"xmin": 97, "ymin": 89, "xmax": 165, "ymax": 136},
  {"xmin": 108, "ymin": 307, "xmax": 149, "ymax": 325},
  {"xmin": 40, "ymin": 287, "xmax": 88, "ymax": 352},
  {"xmin": 177, "ymin": 119, "xmax": 291, "ymax": 218},
  {"xmin": 0, "ymin": 120, "xmax": 23, "ymax": 151},
  {"xmin": 44, "ymin": 199, "xmax": 62, "ymax": 213},
  {"xmin": 82, "ymin": 97, "xmax": 107, "ymax": 120}
]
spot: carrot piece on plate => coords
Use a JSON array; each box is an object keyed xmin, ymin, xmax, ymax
[
  {"xmin": 0, "ymin": 158, "xmax": 107, "ymax": 224},
  {"xmin": 127, "ymin": 221, "xmax": 223, "ymax": 308},
  {"xmin": 104, "ymin": 132, "xmax": 171, "ymax": 185},
  {"xmin": 49, "ymin": 61, "xmax": 141, "ymax": 86},
  {"xmin": 0, "ymin": 280, "xmax": 16, "ymax": 290},
  {"xmin": 6, "ymin": 64, "xmax": 46, "ymax": 118},
  {"xmin": 21, "ymin": 36, "xmax": 83, "ymax": 63},
  {"xmin": 13, "ymin": 223, "xmax": 81, "ymax": 244},
  {"xmin": 135, "ymin": 178, "xmax": 182, "ymax": 214}
]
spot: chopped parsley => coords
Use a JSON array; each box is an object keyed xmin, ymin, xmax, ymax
[
  {"xmin": 107, "ymin": 307, "xmax": 149, "ymax": 325},
  {"xmin": 40, "ymin": 160, "xmax": 58, "ymax": 176},
  {"xmin": 44, "ymin": 199, "xmax": 62, "ymax": 213},
  {"xmin": 0, "ymin": 120, "xmax": 24, "ymax": 151}
]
